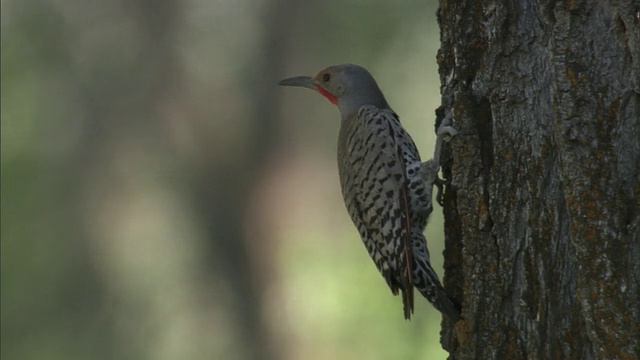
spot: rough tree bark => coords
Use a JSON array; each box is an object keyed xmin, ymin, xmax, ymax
[{"xmin": 437, "ymin": 1, "xmax": 640, "ymax": 359}]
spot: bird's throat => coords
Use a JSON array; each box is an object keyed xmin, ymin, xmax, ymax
[{"xmin": 316, "ymin": 86, "xmax": 338, "ymax": 105}]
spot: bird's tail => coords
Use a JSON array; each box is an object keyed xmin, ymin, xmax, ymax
[
  {"xmin": 411, "ymin": 235, "xmax": 461, "ymax": 322},
  {"xmin": 414, "ymin": 266, "xmax": 460, "ymax": 324},
  {"xmin": 431, "ymin": 285, "xmax": 461, "ymax": 323},
  {"xmin": 413, "ymin": 262, "xmax": 461, "ymax": 322}
]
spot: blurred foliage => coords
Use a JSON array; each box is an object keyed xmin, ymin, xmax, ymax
[{"xmin": 2, "ymin": 0, "xmax": 448, "ymax": 359}]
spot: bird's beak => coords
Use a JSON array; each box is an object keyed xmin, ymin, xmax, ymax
[{"xmin": 277, "ymin": 76, "xmax": 317, "ymax": 90}]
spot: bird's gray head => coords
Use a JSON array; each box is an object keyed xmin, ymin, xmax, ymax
[{"xmin": 278, "ymin": 64, "xmax": 390, "ymax": 120}]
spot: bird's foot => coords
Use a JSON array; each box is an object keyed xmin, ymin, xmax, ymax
[
  {"xmin": 431, "ymin": 110, "xmax": 458, "ymax": 174},
  {"xmin": 434, "ymin": 175, "xmax": 451, "ymax": 207},
  {"xmin": 436, "ymin": 111, "xmax": 459, "ymax": 142}
]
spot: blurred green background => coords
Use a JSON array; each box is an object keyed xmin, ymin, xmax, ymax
[{"xmin": 2, "ymin": 0, "xmax": 449, "ymax": 359}]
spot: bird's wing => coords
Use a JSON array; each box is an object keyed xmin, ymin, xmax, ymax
[{"xmin": 338, "ymin": 106, "xmax": 415, "ymax": 319}]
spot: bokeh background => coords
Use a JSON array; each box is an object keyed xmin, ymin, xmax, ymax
[{"xmin": 2, "ymin": 0, "xmax": 449, "ymax": 359}]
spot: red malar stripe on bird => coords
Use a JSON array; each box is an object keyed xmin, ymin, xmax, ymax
[{"xmin": 316, "ymin": 86, "xmax": 338, "ymax": 104}]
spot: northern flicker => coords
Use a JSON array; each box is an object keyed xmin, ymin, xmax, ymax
[{"xmin": 278, "ymin": 64, "xmax": 460, "ymax": 322}]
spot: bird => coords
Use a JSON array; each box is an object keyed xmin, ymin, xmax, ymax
[{"xmin": 278, "ymin": 64, "xmax": 460, "ymax": 322}]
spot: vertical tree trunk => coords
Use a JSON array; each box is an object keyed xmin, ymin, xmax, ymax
[{"xmin": 437, "ymin": 1, "xmax": 640, "ymax": 358}]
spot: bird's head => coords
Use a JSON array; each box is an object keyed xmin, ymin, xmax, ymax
[{"xmin": 278, "ymin": 64, "xmax": 390, "ymax": 120}]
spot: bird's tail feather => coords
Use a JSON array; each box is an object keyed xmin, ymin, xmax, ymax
[
  {"xmin": 433, "ymin": 288, "xmax": 461, "ymax": 323},
  {"xmin": 415, "ymin": 279, "xmax": 461, "ymax": 323},
  {"xmin": 412, "ymin": 255, "xmax": 461, "ymax": 323}
]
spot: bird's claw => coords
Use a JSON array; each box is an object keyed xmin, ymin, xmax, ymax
[
  {"xmin": 437, "ymin": 126, "xmax": 459, "ymax": 142},
  {"xmin": 435, "ymin": 175, "xmax": 451, "ymax": 187},
  {"xmin": 433, "ymin": 110, "xmax": 458, "ymax": 207},
  {"xmin": 436, "ymin": 112, "xmax": 459, "ymax": 142},
  {"xmin": 434, "ymin": 175, "xmax": 451, "ymax": 207}
]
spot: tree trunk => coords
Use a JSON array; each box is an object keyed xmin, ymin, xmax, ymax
[{"xmin": 437, "ymin": 1, "xmax": 640, "ymax": 358}]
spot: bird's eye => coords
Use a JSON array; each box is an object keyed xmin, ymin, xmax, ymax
[{"xmin": 322, "ymin": 73, "xmax": 331, "ymax": 82}]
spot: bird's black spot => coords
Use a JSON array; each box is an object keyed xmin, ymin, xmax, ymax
[{"xmin": 322, "ymin": 73, "xmax": 331, "ymax": 82}]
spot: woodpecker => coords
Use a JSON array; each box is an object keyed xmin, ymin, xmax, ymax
[{"xmin": 278, "ymin": 64, "xmax": 460, "ymax": 322}]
